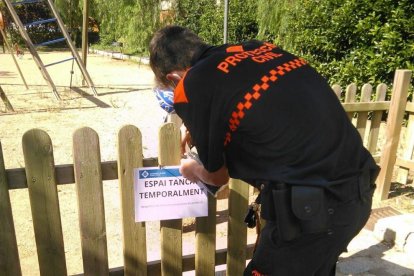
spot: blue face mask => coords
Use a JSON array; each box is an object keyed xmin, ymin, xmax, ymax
[{"xmin": 153, "ymin": 87, "xmax": 175, "ymax": 114}]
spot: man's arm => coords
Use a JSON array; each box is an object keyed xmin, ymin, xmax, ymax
[{"xmin": 179, "ymin": 158, "xmax": 229, "ymax": 186}]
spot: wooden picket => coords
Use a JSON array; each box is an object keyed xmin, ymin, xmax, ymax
[
  {"xmin": 158, "ymin": 123, "xmax": 183, "ymax": 276},
  {"xmin": 367, "ymin": 84, "xmax": 387, "ymax": 155},
  {"xmin": 226, "ymin": 179, "xmax": 249, "ymax": 276},
  {"xmin": 355, "ymin": 84, "xmax": 373, "ymax": 140},
  {"xmin": 195, "ymin": 194, "xmax": 217, "ymax": 275},
  {"xmin": 0, "ymin": 142, "xmax": 22, "ymax": 276},
  {"xmin": 22, "ymin": 129, "xmax": 68, "ymax": 276},
  {"xmin": 344, "ymin": 83, "xmax": 357, "ymax": 121},
  {"xmin": 73, "ymin": 127, "xmax": 109, "ymax": 275},
  {"xmin": 117, "ymin": 125, "xmax": 147, "ymax": 276},
  {"xmin": 331, "ymin": 84, "xmax": 342, "ymax": 99}
]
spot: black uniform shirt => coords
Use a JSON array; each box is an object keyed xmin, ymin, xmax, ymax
[{"xmin": 173, "ymin": 40, "xmax": 373, "ymax": 188}]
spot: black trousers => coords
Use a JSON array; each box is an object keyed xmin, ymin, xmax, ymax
[{"xmin": 244, "ymin": 186, "xmax": 373, "ymax": 276}]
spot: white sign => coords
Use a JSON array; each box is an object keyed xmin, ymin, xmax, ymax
[{"xmin": 134, "ymin": 166, "xmax": 208, "ymax": 222}]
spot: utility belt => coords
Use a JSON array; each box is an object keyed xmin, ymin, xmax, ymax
[{"xmin": 249, "ymin": 162, "xmax": 379, "ymax": 242}]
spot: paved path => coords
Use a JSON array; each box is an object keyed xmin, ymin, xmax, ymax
[
  {"xmin": 337, "ymin": 228, "xmax": 414, "ymax": 276},
  {"xmin": 210, "ymin": 221, "xmax": 414, "ymax": 276}
]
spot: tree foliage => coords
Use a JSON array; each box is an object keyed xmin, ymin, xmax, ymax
[
  {"xmin": 257, "ymin": 0, "xmax": 414, "ymax": 90},
  {"xmin": 173, "ymin": 0, "xmax": 258, "ymax": 45},
  {"xmin": 256, "ymin": 0, "xmax": 292, "ymax": 42},
  {"xmin": 174, "ymin": 0, "xmax": 223, "ymax": 45},
  {"xmin": 53, "ymin": 0, "xmax": 82, "ymax": 30},
  {"xmin": 91, "ymin": 0, "xmax": 161, "ymax": 54}
]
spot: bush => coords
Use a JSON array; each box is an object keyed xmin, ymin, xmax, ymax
[{"xmin": 259, "ymin": 0, "xmax": 414, "ymax": 94}]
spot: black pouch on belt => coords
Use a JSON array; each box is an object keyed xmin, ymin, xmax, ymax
[
  {"xmin": 291, "ymin": 186, "xmax": 328, "ymax": 234},
  {"xmin": 359, "ymin": 158, "xmax": 380, "ymax": 202},
  {"xmin": 271, "ymin": 183, "xmax": 301, "ymax": 241}
]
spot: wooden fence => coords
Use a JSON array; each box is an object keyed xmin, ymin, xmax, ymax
[
  {"xmin": 0, "ymin": 123, "xmax": 252, "ymax": 276},
  {"xmin": 332, "ymin": 70, "xmax": 413, "ymax": 200},
  {"xmin": 0, "ymin": 69, "xmax": 412, "ymax": 275}
]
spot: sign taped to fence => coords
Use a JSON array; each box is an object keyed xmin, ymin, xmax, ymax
[{"xmin": 134, "ymin": 166, "xmax": 208, "ymax": 222}]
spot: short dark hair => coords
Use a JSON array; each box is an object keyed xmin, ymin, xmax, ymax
[{"xmin": 149, "ymin": 25, "xmax": 208, "ymax": 88}]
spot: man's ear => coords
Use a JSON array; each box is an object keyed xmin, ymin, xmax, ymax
[{"xmin": 166, "ymin": 70, "xmax": 185, "ymax": 84}]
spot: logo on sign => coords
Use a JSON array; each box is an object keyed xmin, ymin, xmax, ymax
[{"xmin": 141, "ymin": 170, "xmax": 149, "ymax": 178}]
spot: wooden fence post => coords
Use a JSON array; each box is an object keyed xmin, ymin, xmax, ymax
[
  {"xmin": 226, "ymin": 179, "xmax": 249, "ymax": 275},
  {"xmin": 22, "ymin": 129, "xmax": 67, "ymax": 276},
  {"xmin": 117, "ymin": 125, "xmax": 147, "ymax": 276},
  {"xmin": 0, "ymin": 141, "xmax": 22, "ymax": 276},
  {"xmin": 73, "ymin": 127, "xmax": 109, "ymax": 275},
  {"xmin": 376, "ymin": 70, "xmax": 412, "ymax": 201},
  {"xmin": 158, "ymin": 123, "xmax": 182, "ymax": 276}
]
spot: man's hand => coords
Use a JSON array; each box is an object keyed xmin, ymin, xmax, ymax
[
  {"xmin": 179, "ymin": 158, "xmax": 201, "ymax": 183},
  {"xmin": 179, "ymin": 158, "xmax": 229, "ymax": 186}
]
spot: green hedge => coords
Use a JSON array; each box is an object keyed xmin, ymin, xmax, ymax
[{"xmin": 259, "ymin": 0, "xmax": 414, "ymax": 96}]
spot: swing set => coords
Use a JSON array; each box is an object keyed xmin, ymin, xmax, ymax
[{"xmin": 0, "ymin": 0, "xmax": 96, "ymax": 111}]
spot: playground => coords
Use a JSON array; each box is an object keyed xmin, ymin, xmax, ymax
[{"xmin": 1, "ymin": 50, "xmax": 260, "ymax": 275}]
